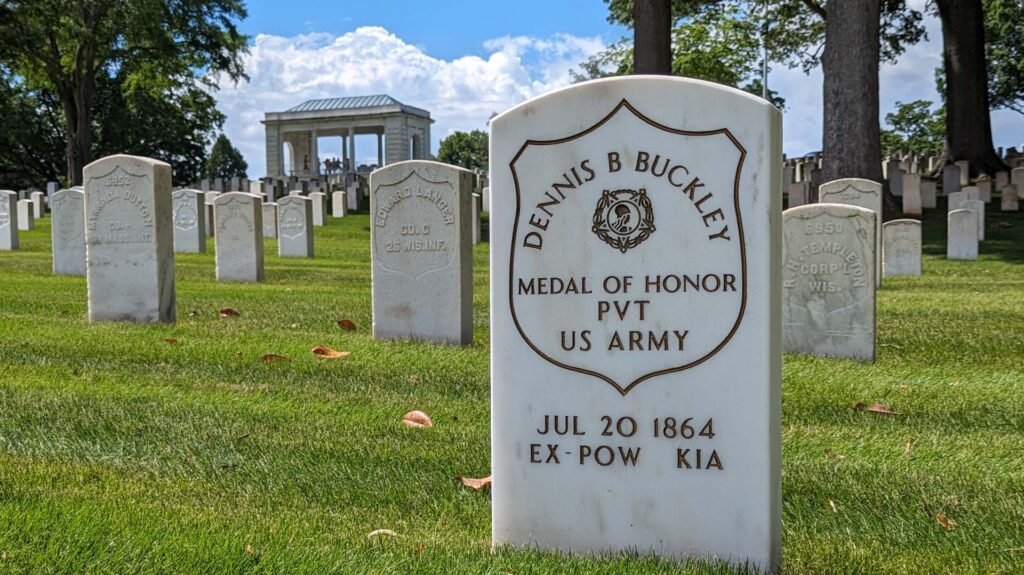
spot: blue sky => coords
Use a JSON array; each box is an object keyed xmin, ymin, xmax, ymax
[{"xmin": 216, "ymin": 0, "xmax": 1024, "ymax": 177}]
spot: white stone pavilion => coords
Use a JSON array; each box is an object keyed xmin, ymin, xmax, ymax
[{"xmin": 262, "ymin": 95, "xmax": 432, "ymax": 179}]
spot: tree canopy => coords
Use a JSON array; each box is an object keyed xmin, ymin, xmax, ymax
[
  {"xmin": 204, "ymin": 134, "xmax": 249, "ymax": 181},
  {"xmin": 437, "ymin": 130, "xmax": 489, "ymax": 173}
]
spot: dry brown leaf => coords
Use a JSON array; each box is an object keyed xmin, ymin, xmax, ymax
[
  {"xmin": 219, "ymin": 307, "xmax": 241, "ymax": 317},
  {"xmin": 233, "ymin": 433, "xmax": 251, "ymax": 443},
  {"xmin": 828, "ymin": 500, "xmax": 838, "ymax": 513},
  {"xmin": 904, "ymin": 438, "xmax": 917, "ymax": 455},
  {"xmin": 234, "ymin": 351, "xmax": 243, "ymax": 358},
  {"xmin": 245, "ymin": 543, "xmax": 254, "ymax": 555},
  {"xmin": 402, "ymin": 410, "xmax": 433, "ymax": 428},
  {"xmin": 219, "ymin": 462, "xmax": 237, "ymax": 470},
  {"xmin": 854, "ymin": 402, "xmax": 900, "ymax": 415},
  {"xmin": 260, "ymin": 353, "xmax": 291, "ymax": 363},
  {"xmin": 457, "ymin": 475, "xmax": 493, "ymax": 490},
  {"xmin": 824, "ymin": 448, "xmax": 845, "ymax": 461},
  {"xmin": 188, "ymin": 310, "xmax": 200, "ymax": 317},
  {"xmin": 408, "ymin": 375, "xmax": 420, "ymax": 385},
  {"xmin": 312, "ymin": 345, "xmax": 350, "ymax": 359},
  {"xmin": 367, "ymin": 529, "xmax": 398, "ymax": 539},
  {"xmin": 936, "ymin": 511, "xmax": 957, "ymax": 530},
  {"xmin": 164, "ymin": 338, "xmax": 179, "ymax": 345},
  {"xmin": 337, "ymin": 319, "xmax": 357, "ymax": 331}
]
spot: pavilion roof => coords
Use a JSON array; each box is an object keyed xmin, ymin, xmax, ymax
[{"xmin": 287, "ymin": 95, "xmax": 404, "ymax": 113}]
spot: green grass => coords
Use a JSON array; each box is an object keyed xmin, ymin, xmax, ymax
[{"xmin": 1, "ymin": 203, "xmax": 1022, "ymax": 574}]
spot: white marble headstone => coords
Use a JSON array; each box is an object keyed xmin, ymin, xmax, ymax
[
  {"xmin": 947, "ymin": 209, "xmax": 978, "ymax": 260},
  {"xmin": 490, "ymin": 77, "xmax": 781, "ymax": 572},
  {"xmin": 901, "ymin": 173, "xmax": 922, "ymax": 215},
  {"xmin": 882, "ymin": 219, "xmax": 921, "ymax": 277},
  {"xmin": 262, "ymin": 202, "xmax": 278, "ymax": 238},
  {"xmin": 787, "ymin": 181, "xmax": 808, "ymax": 208},
  {"xmin": 961, "ymin": 199, "xmax": 985, "ymax": 240},
  {"xmin": 31, "ymin": 191, "xmax": 45, "ymax": 218},
  {"xmin": 277, "ymin": 196, "xmax": 314, "ymax": 257},
  {"xmin": 782, "ymin": 203, "xmax": 875, "ymax": 361},
  {"xmin": 943, "ymin": 165, "xmax": 960, "ymax": 196},
  {"xmin": 50, "ymin": 189, "xmax": 86, "ymax": 275},
  {"xmin": 976, "ymin": 178, "xmax": 992, "ymax": 203},
  {"xmin": 309, "ymin": 191, "xmax": 326, "ymax": 226},
  {"xmin": 0, "ymin": 191, "xmax": 18, "ymax": 250},
  {"xmin": 1001, "ymin": 184, "xmax": 1019, "ymax": 212},
  {"xmin": 17, "ymin": 199, "xmax": 34, "ymax": 230},
  {"xmin": 331, "ymin": 191, "xmax": 348, "ymax": 218},
  {"xmin": 370, "ymin": 160, "xmax": 473, "ymax": 345},
  {"xmin": 818, "ymin": 178, "xmax": 882, "ymax": 287},
  {"xmin": 961, "ymin": 186, "xmax": 980, "ymax": 201},
  {"xmin": 472, "ymin": 192, "xmax": 481, "ymax": 245},
  {"xmin": 995, "ymin": 170, "xmax": 1009, "ymax": 190},
  {"xmin": 83, "ymin": 154, "xmax": 175, "ymax": 323},
  {"xmin": 954, "ymin": 159, "xmax": 970, "ymax": 185},
  {"xmin": 948, "ymin": 191, "xmax": 965, "ymax": 212},
  {"xmin": 921, "ymin": 178, "xmax": 937, "ymax": 209},
  {"xmin": 214, "ymin": 192, "xmax": 264, "ymax": 282},
  {"xmin": 172, "ymin": 189, "xmax": 206, "ymax": 253}
]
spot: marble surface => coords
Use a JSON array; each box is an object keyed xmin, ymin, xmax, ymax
[
  {"xmin": 943, "ymin": 165, "xmax": 960, "ymax": 196},
  {"xmin": 331, "ymin": 191, "xmax": 348, "ymax": 218},
  {"xmin": 31, "ymin": 191, "xmax": 45, "ymax": 218},
  {"xmin": 277, "ymin": 196, "xmax": 314, "ymax": 257},
  {"xmin": 84, "ymin": 154, "xmax": 175, "ymax": 323},
  {"xmin": 0, "ymin": 191, "xmax": 18, "ymax": 250},
  {"xmin": 921, "ymin": 178, "xmax": 937, "ymax": 209},
  {"xmin": 947, "ymin": 209, "xmax": 978, "ymax": 260},
  {"xmin": 782, "ymin": 203, "xmax": 875, "ymax": 361},
  {"xmin": 490, "ymin": 76, "xmax": 782, "ymax": 572},
  {"xmin": 309, "ymin": 191, "xmax": 326, "ymax": 226},
  {"xmin": 818, "ymin": 178, "xmax": 882, "ymax": 287},
  {"xmin": 882, "ymin": 219, "xmax": 922, "ymax": 277},
  {"xmin": 172, "ymin": 189, "xmax": 206, "ymax": 253},
  {"xmin": 214, "ymin": 192, "xmax": 264, "ymax": 282},
  {"xmin": 370, "ymin": 160, "xmax": 473, "ymax": 345},
  {"xmin": 50, "ymin": 189, "xmax": 86, "ymax": 275},
  {"xmin": 262, "ymin": 203, "xmax": 278, "ymax": 238},
  {"xmin": 962, "ymin": 199, "xmax": 985, "ymax": 240},
  {"xmin": 1002, "ymin": 185, "xmax": 1019, "ymax": 212},
  {"xmin": 17, "ymin": 199, "xmax": 34, "ymax": 230},
  {"xmin": 901, "ymin": 173, "xmax": 922, "ymax": 215}
]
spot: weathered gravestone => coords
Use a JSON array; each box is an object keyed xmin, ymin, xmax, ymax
[
  {"xmin": 204, "ymin": 191, "xmax": 220, "ymax": 237},
  {"xmin": 472, "ymin": 192, "xmax": 481, "ymax": 245},
  {"xmin": 818, "ymin": 178, "xmax": 882, "ymax": 287},
  {"xmin": 171, "ymin": 189, "xmax": 206, "ymax": 253},
  {"xmin": 490, "ymin": 77, "xmax": 782, "ymax": 571},
  {"xmin": 370, "ymin": 160, "xmax": 473, "ymax": 345},
  {"xmin": 31, "ymin": 191, "xmax": 45, "ymax": 218},
  {"xmin": 1010, "ymin": 167, "xmax": 1024, "ymax": 190},
  {"xmin": 50, "ymin": 189, "xmax": 86, "ymax": 275},
  {"xmin": 83, "ymin": 154, "xmax": 175, "ymax": 323},
  {"xmin": 943, "ymin": 165, "xmax": 961, "ymax": 195},
  {"xmin": 17, "ymin": 199, "xmax": 34, "ymax": 230},
  {"xmin": 309, "ymin": 191, "xmax": 326, "ymax": 226},
  {"xmin": 995, "ymin": 170, "xmax": 1009, "ymax": 189},
  {"xmin": 961, "ymin": 186, "xmax": 980, "ymax": 201},
  {"xmin": 947, "ymin": 209, "xmax": 978, "ymax": 260},
  {"xmin": 782, "ymin": 204, "xmax": 875, "ymax": 361},
  {"xmin": 955, "ymin": 159, "xmax": 970, "ymax": 185},
  {"xmin": 331, "ymin": 191, "xmax": 348, "ymax": 217},
  {"xmin": 948, "ymin": 191, "xmax": 965, "ymax": 212},
  {"xmin": 882, "ymin": 219, "xmax": 922, "ymax": 277},
  {"xmin": 1002, "ymin": 185, "xmax": 1019, "ymax": 211},
  {"xmin": 0, "ymin": 190, "xmax": 18, "ymax": 250},
  {"xmin": 962, "ymin": 199, "xmax": 985, "ymax": 240},
  {"xmin": 901, "ymin": 173, "xmax": 922, "ymax": 215},
  {"xmin": 262, "ymin": 202, "xmax": 278, "ymax": 238},
  {"xmin": 214, "ymin": 192, "xmax": 264, "ymax": 282},
  {"xmin": 976, "ymin": 177, "xmax": 992, "ymax": 203},
  {"xmin": 277, "ymin": 195, "xmax": 314, "ymax": 257},
  {"xmin": 921, "ymin": 178, "xmax": 937, "ymax": 209}
]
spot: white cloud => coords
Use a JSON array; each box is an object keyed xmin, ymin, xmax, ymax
[{"xmin": 213, "ymin": 27, "xmax": 605, "ymax": 176}]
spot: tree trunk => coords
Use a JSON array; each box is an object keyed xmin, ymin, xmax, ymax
[
  {"xmin": 935, "ymin": 0, "xmax": 1006, "ymax": 176},
  {"xmin": 820, "ymin": 0, "xmax": 892, "ymax": 216},
  {"xmin": 633, "ymin": 0, "xmax": 672, "ymax": 74}
]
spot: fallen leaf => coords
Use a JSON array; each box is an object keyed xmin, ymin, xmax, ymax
[
  {"xmin": 219, "ymin": 462, "xmax": 237, "ymax": 470},
  {"xmin": 414, "ymin": 543, "xmax": 425, "ymax": 556},
  {"xmin": 935, "ymin": 511, "xmax": 957, "ymax": 530},
  {"xmin": 904, "ymin": 437, "xmax": 917, "ymax": 455},
  {"xmin": 245, "ymin": 543, "xmax": 254, "ymax": 555},
  {"xmin": 854, "ymin": 402, "xmax": 900, "ymax": 415},
  {"xmin": 408, "ymin": 375, "xmax": 420, "ymax": 385},
  {"xmin": 290, "ymin": 323, "xmax": 300, "ymax": 329},
  {"xmin": 260, "ymin": 353, "xmax": 290, "ymax": 362},
  {"xmin": 234, "ymin": 351, "xmax": 243, "ymax": 358},
  {"xmin": 188, "ymin": 310, "xmax": 200, "ymax": 317},
  {"xmin": 312, "ymin": 345, "xmax": 350, "ymax": 359},
  {"xmin": 219, "ymin": 307, "xmax": 240, "ymax": 317},
  {"xmin": 337, "ymin": 319, "xmax": 357, "ymax": 330},
  {"xmin": 164, "ymin": 338, "xmax": 179, "ymax": 345},
  {"xmin": 457, "ymin": 475, "xmax": 493, "ymax": 490},
  {"xmin": 828, "ymin": 500, "xmax": 838, "ymax": 513},
  {"xmin": 233, "ymin": 433, "xmax": 251, "ymax": 443},
  {"xmin": 367, "ymin": 529, "xmax": 398, "ymax": 539},
  {"xmin": 950, "ymin": 496, "xmax": 960, "ymax": 509},
  {"xmin": 824, "ymin": 448, "xmax": 845, "ymax": 461},
  {"xmin": 402, "ymin": 410, "xmax": 433, "ymax": 428}
]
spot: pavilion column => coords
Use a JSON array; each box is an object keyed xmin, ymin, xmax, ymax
[
  {"xmin": 311, "ymin": 129, "xmax": 319, "ymax": 176},
  {"xmin": 341, "ymin": 132, "xmax": 348, "ymax": 174},
  {"xmin": 377, "ymin": 131, "xmax": 383, "ymax": 167},
  {"xmin": 348, "ymin": 132, "xmax": 356, "ymax": 173}
]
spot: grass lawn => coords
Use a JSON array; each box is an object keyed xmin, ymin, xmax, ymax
[{"xmin": 0, "ymin": 203, "xmax": 1022, "ymax": 574}]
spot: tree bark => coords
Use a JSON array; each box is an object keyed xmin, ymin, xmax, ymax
[
  {"xmin": 935, "ymin": 0, "xmax": 1006, "ymax": 176},
  {"xmin": 820, "ymin": 0, "xmax": 892, "ymax": 215},
  {"xmin": 633, "ymin": 0, "xmax": 672, "ymax": 74}
]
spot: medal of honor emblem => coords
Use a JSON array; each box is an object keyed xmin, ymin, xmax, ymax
[{"xmin": 591, "ymin": 188, "xmax": 655, "ymax": 252}]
